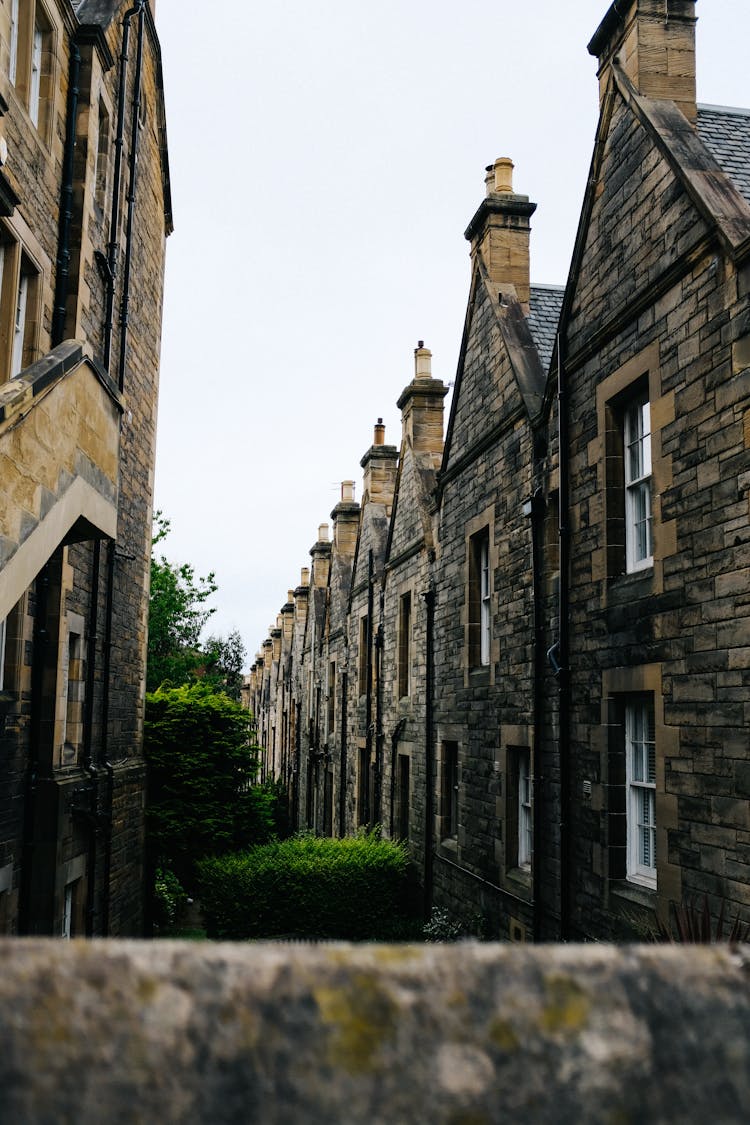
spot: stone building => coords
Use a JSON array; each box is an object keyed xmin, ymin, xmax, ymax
[
  {"xmin": 0, "ymin": 0, "xmax": 170, "ymax": 936},
  {"xmin": 250, "ymin": 0, "xmax": 750, "ymax": 941}
]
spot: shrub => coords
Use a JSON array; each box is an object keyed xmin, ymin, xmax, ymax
[
  {"xmin": 153, "ymin": 866, "xmax": 189, "ymax": 932},
  {"xmin": 145, "ymin": 682, "xmax": 276, "ymax": 887},
  {"xmin": 198, "ymin": 831, "xmax": 410, "ymax": 940}
]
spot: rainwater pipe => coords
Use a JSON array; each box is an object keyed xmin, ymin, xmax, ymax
[
  {"xmin": 52, "ymin": 40, "xmax": 80, "ymax": 346},
  {"xmin": 557, "ymin": 336, "xmax": 571, "ymax": 941},
  {"xmin": 364, "ymin": 549, "xmax": 374, "ymax": 825}
]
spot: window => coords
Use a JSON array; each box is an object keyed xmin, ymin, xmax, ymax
[
  {"xmin": 0, "ymin": 240, "xmax": 40, "ymax": 382},
  {"xmin": 0, "ymin": 616, "xmax": 5, "ymax": 691},
  {"xmin": 624, "ymin": 394, "xmax": 653, "ymax": 571},
  {"xmin": 507, "ymin": 747, "xmax": 532, "ymax": 872},
  {"xmin": 441, "ymin": 741, "xmax": 458, "ymax": 839},
  {"xmin": 62, "ymin": 630, "xmax": 83, "ymax": 765},
  {"xmin": 327, "ymin": 660, "xmax": 335, "ymax": 735},
  {"xmin": 95, "ymin": 97, "xmax": 111, "ymax": 209},
  {"xmin": 323, "ymin": 769, "xmax": 333, "ymax": 837},
  {"xmin": 469, "ymin": 528, "xmax": 490, "ymax": 667},
  {"xmin": 358, "ymin": 614, "xmax": 368, "ymax": 697},
  {"xmin": 626, "ymin": 696, "xmax": 656, "ymax": 886},
  {"xmin": 62, "ymin": 879, "xmax": 80, "ymax": 938},
  {"xmin": 518, "ymin": 750, "xmax": 532, "ymax": 869},
  {"xmin": 398, "ymin": 592, "xmax": 411, "ymax": 698},
  {"xmin": 9, "ymin": 0, "xmax": 18, "ymax": 85},
  {"xmin": 357, "ymin": 745, "xmax": 369, "ymax": 826},
  {"xmin": 9, "ymin": 0, "xmax": 52, "ymax": 135}
]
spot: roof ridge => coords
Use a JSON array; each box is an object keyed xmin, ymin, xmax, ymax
[{"xmin": 698, "ymin": 103, "xmax": 750, "ymax": 118}]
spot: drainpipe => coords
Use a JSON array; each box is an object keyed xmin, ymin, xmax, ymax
[
  {"xmin": 422, "ymin": 583, "xmax": 435, "ymax": 919},
  {"xmin": 82, "ymin": 540, "xmax": 102, "ymax": 937},
  {"xmin": 102, "ymin": 0, "xmax": 144, "ymax": 375},
  {"xmin": 529, "ymin": 487, "xmax": 545, "ymax": 942},
  {"xmin": 338, "ymin": 671, "xmax": 348, "ymax": 837},
  {"xmin": 100, "ymin": 538, "xmax": 116, "ymax": 936},
  {"xmin": 18, "ymin": 563, "xmax": 51, "ymax": 934},
  {"xmin": 117, "ymin": 0, "xmax": 146, "ymax": 392},
  {"xmin": 373, "ymin": 591, "xmax": 384, "ymax": 825},
  {"xmin": 557, "ymin": 337, "xmax": 571, "ymax": 941},
  {"xmin": 52, "ymin": 40, "xmax": 81, "ymax": 346},
  {"xmin": 293, "ymin": 701, "xmax": 302, "ymax": 831},
  {"xmin": 364, "ymin": 549, "xmax": 374, "ymax": 826}
]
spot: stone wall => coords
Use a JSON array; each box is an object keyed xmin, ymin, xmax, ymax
[{"xmin": 2, "ymin": 940, "xmax": 750, "ymax": 1123}]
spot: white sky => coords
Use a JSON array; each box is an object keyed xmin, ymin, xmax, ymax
[{"xmin": 153, "ymin": 0, "xmax": 750, "ymax": 665}]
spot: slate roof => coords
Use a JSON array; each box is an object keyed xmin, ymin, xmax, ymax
[
  {"xmin": 697, "ymin": 104, "xmax": 750, "ymax": 208},
  {"xmin": 527, "ymin": 284, "xmax": 564, "ymax": 373},
  {"xmin": 73, "ymin": 1, "xmax": 121, "ymax": 25}
]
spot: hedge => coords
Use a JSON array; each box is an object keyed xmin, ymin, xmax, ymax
[{"xmin": 198, "ymin": 832, "xmax": 411, "ymax": 940}]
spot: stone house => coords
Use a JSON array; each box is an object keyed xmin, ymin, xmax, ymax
[
  {"xmin": 555, "ymin": 0, "xmax": 750, "ymax": 939},
  {"xmin": 0, "ymin": 0, "xmax": 170, "ymax": 935},
  {"xmin": 249, "ymin": 0, "xmax": 750, "ymax": 942}
]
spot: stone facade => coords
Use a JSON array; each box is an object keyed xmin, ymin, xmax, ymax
[
  {"xmin": 247, "ymin": 0, "xmax": 750, "ymax": 942},
  {"xmin": 0, "ymin": 0, "xmax": 170, "ymax": 936}
]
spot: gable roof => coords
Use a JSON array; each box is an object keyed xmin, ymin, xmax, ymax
[{"xmin": 697, "ymin": 104, "xmax": 750, "ymax": 209}]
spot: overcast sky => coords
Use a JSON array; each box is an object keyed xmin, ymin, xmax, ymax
[{"xmin": 153, "ymin": 0, "xmax": 750, "ymax": 666}]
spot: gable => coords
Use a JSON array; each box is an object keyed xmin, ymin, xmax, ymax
[{"xmin": 565, "ymin": 91, "xmax": 710, "ymax": 360}]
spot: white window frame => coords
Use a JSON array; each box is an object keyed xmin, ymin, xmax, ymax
[
  {"xmin": 624, "ymin": 394, "xmax": 653, "ymax": 572},
  {"xmin": 479, "ymin": 535, "xmax": 490, "ymax": 666},
  {"xmin": 626, "ymin": 696, "xmax": 656, "ymax": 887},
  {"xmin": 29, "ymin": 19, "xmax": 42, "ymax": 126},
  {"xmin": 9, "ymin": 0, "xmax": 19, "ymax": 84},
  {"xmin": 0, "ymin": 616, "xmax": 6, "ymax": 691},
  {"xmin": 10, "ymin": 268, "xmax": 28, "ymax": 377},
  {"xmin": 518, "ymin": 749, "xmax": 532, "ymax": 870}
]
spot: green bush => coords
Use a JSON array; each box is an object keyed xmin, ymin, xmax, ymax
[
  {"xmin": 153, "ymin": 866, "xmax": 189, "ymax": 931},
  {"xmin": 145, "ymin": 682, "xmax": 276, "ymax": 887},
  {"xmin": 198, "ymin": 831, "xmax": 411, "ymax": 940}
]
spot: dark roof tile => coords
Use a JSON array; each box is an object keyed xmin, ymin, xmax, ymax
[
  {"xmin": 528, "ymin": 284, "xmax": 564, "ymax": 373},
  {"xmin": 697, "ymin": 104, "xmax": 750, "ymax": 208}
]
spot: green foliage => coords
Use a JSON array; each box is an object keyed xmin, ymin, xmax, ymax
[
  {"xmin": 422, "ymin": 906, "xmax": 467, "ymax": 942},
  {"xmin": 153, "ymin": 866, "xmax": 189, "ymax": 931},
  {"xmin": 199, "ymin": 630, "xmax": 246, "ymax": 701},
  {"xmin": 198, "ymin": 831, "xmax": 410, "ymax": 941},
  {"xmin": 147, "ymin": 511, "xmax": 218, "ymax": 692},
  {"xmin": 144, "ymin": 682, "xmax": 274, "ymax": 887}
]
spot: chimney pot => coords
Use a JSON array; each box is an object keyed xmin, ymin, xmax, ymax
[
  {"xmin": 317, "ymin": 522, "xmax": 330, "ymax": 542},
  {"xmin": 341, "ymin": 480, "xmax": 355, "ymax": 502},
  {"xmin": 301, "ymin": 567, "xmax": 310, "ymax": 586},
  {"xmin": 414, "ymin": 342, "xmax": 432, "ymax": 380},
  {"xmin": 493, "ymin": 156, "xmax": 514, "ymax": 194},
  {"xmin": 374, "ymin": 420, "xmax": 385, "ymax": 446}
]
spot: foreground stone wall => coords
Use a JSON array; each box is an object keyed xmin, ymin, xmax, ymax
[{"xmin": 2, "ymin": 940, "xmax": 750, "ymax": 1123}]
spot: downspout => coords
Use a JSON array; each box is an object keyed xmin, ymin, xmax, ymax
[
  {"xmin": 338, "ymin": 671, "xmax": 348, "ymax": 837},
  {"xmin": 530, "ymin": 487, "xmax": 545, "ymax": 942},
  {"xmin": 557, "ymin": 336, "xmax": 571, "ymax": 940},
  {"xmin": 100, "ymin": 538, "xmax": 116, "ymax": 936},
  {"xmin": 102, "ymin": 2, "xmax": 143, "ymax": 372},
  {"xmin": 422, "ymin": 583, "xmax": 435, "ymax": 919},
  {"xmin": 82, "ymin": 540, "xmax": 102, "ymax": 937},
  {"xmin": 294, "ymin": 700, "xmax": 302, "ymax": 831},
  {"xmin": 117, "ymin": 0, "xmax": 146, "ymax": 392},
  {"xmin": 373, "ymin": 591, "xmax": 384, "ymax": 825},
  {"xmin": 18, "ymin": 563, "xmax": 51, "ymax": 934},
  {"xmin": 364, "ymin": 549, "xmax": 374, "ymax": 826},
  {"xmin": 51, "ymin": 40, "xmax": 81, "ymax": 346}
]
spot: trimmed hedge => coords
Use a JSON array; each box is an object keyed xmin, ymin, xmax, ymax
[{"xmin": 198, "ymin": 832, "xmax": 411, "ymax": 940}]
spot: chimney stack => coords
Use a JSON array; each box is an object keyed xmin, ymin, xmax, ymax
[
  {"xmin": 310, "ymin": 523, "xmax": 332, "ymax": 588},
  {"xmin": 331, "ymin": 480, "xmax": 360, "ymax": 557},
  {"xmin": 361, "ymin": 420, "xmax": 398, "ymax": 516},
  {"xmin": 464, "ymin": 156, "xmax": 536, "ymax": 308},
  {"xmin": 588, "ymin": 0, "xmax": 697, "ymax": 124},
  {"xmin": 398, "ymin": 342, "xmax": 449, "ymax": 472}
]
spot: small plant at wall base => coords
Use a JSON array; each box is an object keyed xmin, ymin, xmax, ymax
[{"xmin": 656, "ymin": 896, "xmax": 750, "ymax": 943}]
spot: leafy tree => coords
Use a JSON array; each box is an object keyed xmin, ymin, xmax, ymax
[
  {"xmin": 199, "ymin": 630, "xmax": 247, "ymax": 701},
  {"xmin": 147, "ymin": 512, "xmax": 218, "ymax": 691},
  {"xmin": 144, "ymin": 682, "xmax": 275, "ymax": 887}
]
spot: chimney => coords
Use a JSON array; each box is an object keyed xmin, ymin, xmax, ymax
[
  {"xmin": 397, "ymin": 342, "xmax": 449, "ymax": 472},
  {"xmin": 262, "ymin": 638, "xmax": 273, "ymax": 673},
  {"xmin": 361, "ymin": 419, "xmax": 398, "ymax": 516},
  {"xmin": 464, "ymin": 157, "xmax": 536, "ymax": 307},
  {"xmin": 271, "ymin": 621, "xmax": 282, "ymax": 662},
  {"xmin": 294, "ymin": 570, "xmax": 310, "ymax": 633},
  {"xmin": 588, "ymin": 0, "xmax": 697, "ymax": 124},
  {"xmin": 331, "ymin": 480, "xmax": 360, "ymax": 557},
  {"xmin": 281, "ymin": 591, "xmax": 295, "ymax": 645},
  {"xmin": 310, "ymin": 522, "xmax": 332, "ymax": 588}
]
